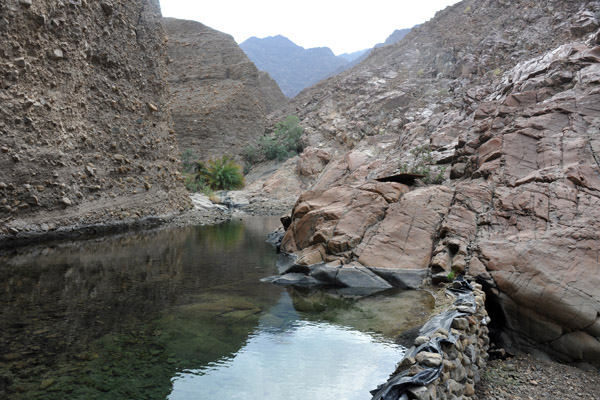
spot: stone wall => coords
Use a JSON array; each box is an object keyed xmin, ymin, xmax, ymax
[{"xmin": 372, "ymin": 280, "xmax": 490, "ymax": 400}]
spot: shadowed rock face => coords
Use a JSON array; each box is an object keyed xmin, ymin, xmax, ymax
[
  {"xmin": 0, "ymin": 0, "xmax": 190, "ymax": 241},
  {"xmin": 277, "ymin": 0, "xmax": 600, "ymax": 365},
  {"xmin": 163, "ymin": 18, "xmax": 287, "ymax": 162}
]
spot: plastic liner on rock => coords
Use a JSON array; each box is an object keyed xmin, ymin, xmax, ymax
[
  {"xmin": 370, "ymin": 277, "xmax": 475, "ymax": 400},
  {"xmin": 265, "ymin": 227, "xmax": 285, "ymax": 250}
]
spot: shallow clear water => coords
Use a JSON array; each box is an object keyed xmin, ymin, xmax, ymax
[
  {"xmin": 169, "ymin": 293, "xmax": 404, "ymax": 400},
  {"xmin": 0, "ymin": 216, "xmax": 434, "ymax": 399}
]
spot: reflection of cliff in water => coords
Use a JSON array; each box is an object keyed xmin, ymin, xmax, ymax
[
  {"xmin": 1, "ymin": 227, "xmax": 189, "ymax": 350},
  {"xmin": 0, "ymin": 217, "xmax": 282, "ymax": 400}
]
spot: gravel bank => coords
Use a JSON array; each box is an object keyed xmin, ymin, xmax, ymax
[{"xmin": 475, "ymin": 354, "xmax": 600, "ymax": 400}]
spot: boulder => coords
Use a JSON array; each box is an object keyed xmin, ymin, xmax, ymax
[
  {"xmin": 296, "ymin": 147, "xmax": 332, "ymax": 177},
  {"xmin": 333, "ymin": 263, "xmax": 392, "ymax": 289}
]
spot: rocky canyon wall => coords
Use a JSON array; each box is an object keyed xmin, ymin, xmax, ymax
[
  {"xmin": 163, "ymin": 18, "xmax": 287, "ymax": 162},
  {"xmin": 0, "ymin": 0, "xmax": 190, "ymax": 244},
  {"xmin": 275, "ymin": 0, "xmax": 600, "ymax": 366}
]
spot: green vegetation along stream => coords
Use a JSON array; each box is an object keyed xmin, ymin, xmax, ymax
[{"xmin": 0, "ymin": 216, "xmax": 434, "ymax": 399}]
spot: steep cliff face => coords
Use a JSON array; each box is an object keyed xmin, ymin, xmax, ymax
[
  {"xmin": 163, "ymin": 18, "xmax": 287, "ymax": 162},
  {"xmin": 0, "ymin": 0, "xmax": 190, "ymax": 242},
  {"xmin": 275, "ymin": 0, "xmax": 600, "ymax": 365}
]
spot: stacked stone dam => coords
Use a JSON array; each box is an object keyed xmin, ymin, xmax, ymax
[
  {"xmin": 373, "ymin": 281, "xmax": 490, "ymax": 400},
  {"xmin": 0, "ymin": 0, "xmax": 190, "ymax": 245}
]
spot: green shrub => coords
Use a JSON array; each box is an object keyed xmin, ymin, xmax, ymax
[
  {"xmin": 242, "ymin": 145, "xmax": 259, "ymax": 164},
  {"xmin": 181, "ymin": 148, "xmax": 197, "ymax": 174},
  {"xmin": 202, "ymin": 155, "xmax": 245, "ymax": 190},
  {"xmin": 259, "ymin": 135, "xmax": 288, "ymax": 161},
  {"xmin": 183, "ymin": 172, "xmax": 209, "ymax": 193},
  {"xmin": 447, "ymin": 269, "xmax": 456, "ymax": 281},
  {"xmin": 399, "ymin": 145, "xmax": 447, "ymax": 184},
  {"xmin": 243, "ymin": 115, "xmax": 304, "ymax": 169},
  {"xmin": 181, "ymin": 152, "xmax": 244, "ymax": 192},
  {"xmin": 275, "ymin": 115, "xmax": 303, "ymax": 155}
]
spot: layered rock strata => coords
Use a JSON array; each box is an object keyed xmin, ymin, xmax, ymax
[
  {"xmin": 0, "ymin": 0, "xmax": 190, "ymax": 243},
  {"xmin": 274, "ymin": 0, "xmax": 600, "ymax": 365},
  {"xmin": 163, "ymin": 18, "xmax": 287, "ymax": 162}
]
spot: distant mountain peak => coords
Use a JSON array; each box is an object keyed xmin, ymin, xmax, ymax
[
  {"xmin": 240, "ymin": 35, "xmax": 347, "ymax": 97},
  {"xmin": 240, "ymin": 29, "xmax": 414, "ymax": 98}
]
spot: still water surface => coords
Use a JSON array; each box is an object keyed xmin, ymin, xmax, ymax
[{"xmin": 0, "ymin": 216, "xmax": 434, "ymax": 399}]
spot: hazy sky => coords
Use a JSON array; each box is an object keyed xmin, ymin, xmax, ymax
[{"xmin": 159, "ymin": 0, "xmax": 462, "ymax": 55}]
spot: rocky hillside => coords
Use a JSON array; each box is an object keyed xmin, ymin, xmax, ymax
[
  {"xmin": 331, "ymin": 27, "xmax": 415, "ymax": 76},
  {"xmin": 0, "ymin": 0, "xmax": 190, "ymax": 244},
  {"xmin": 240, "ymin": 35, "xmax": 349, "ymax": 98},
  {"xmin": 163, "ymin": 18, "xmax": 287, "ymax": 162},
  {"xmin": 380, "ymin": 28, "xmax": 412, "ymax": 47},
  {"xmin": 273, "ymin": 0, "xmax": 600, "ymax": 366}
]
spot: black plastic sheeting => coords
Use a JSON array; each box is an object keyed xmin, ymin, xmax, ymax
[{"xmin": 371, "ymin": 277, "xmax": 476, "ymax": 400}]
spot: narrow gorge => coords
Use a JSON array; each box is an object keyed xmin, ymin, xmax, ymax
[{"xmin": 1, "ymin": 0, "xmax": 599, "ymax": 399}]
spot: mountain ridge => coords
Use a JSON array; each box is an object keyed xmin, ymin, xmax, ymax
[{"xmin": 240, "ymin": 35, "xmax": 348, "ymax": 97}]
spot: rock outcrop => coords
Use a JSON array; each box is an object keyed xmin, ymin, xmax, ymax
[
  {"xmin": 274, "ymin": 0, "xmax": 600, "ymax": 366},
  {"xmin": 163, "ymin": 18, "xmax": 287, "ymax": 162},
  {"xmin": 0, "ymin": 0, "xmax": 190, "ymax": 243}
]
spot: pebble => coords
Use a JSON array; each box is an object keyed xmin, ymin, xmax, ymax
[
  {"xmin": 39, "ymin": 378, "xmax": 54, "ymax": 390},
  {"xmin": 476, "ymin": 354, "xmax": 600, "ymax": 399},
  {"xmin": 51, "ymin": 49, "xmax": 64, "ymax": 59}
]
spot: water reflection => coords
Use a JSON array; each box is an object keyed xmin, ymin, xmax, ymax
[
  {"xmin": 0, "ymin": 217, "xmax": 434, "ymax": 400},
  {"xmin": 169, "ymin": 292, "xmax": 407, "ymax": 400},
  {"xmin": 0, "ymin": 217, "xmax": 282, "ymax": 399}
]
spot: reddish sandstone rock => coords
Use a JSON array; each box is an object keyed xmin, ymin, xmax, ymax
[
  {"xmin": 296, "ymin": 147, "xmax": 332, "ymax": 177},
  {"xmin": 355, "ymin": 186, "xmax": 453, "ymax": 270},
  {"xmin": 275, "ymin": 2, "xmax": 600, "ymax": 366}
]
